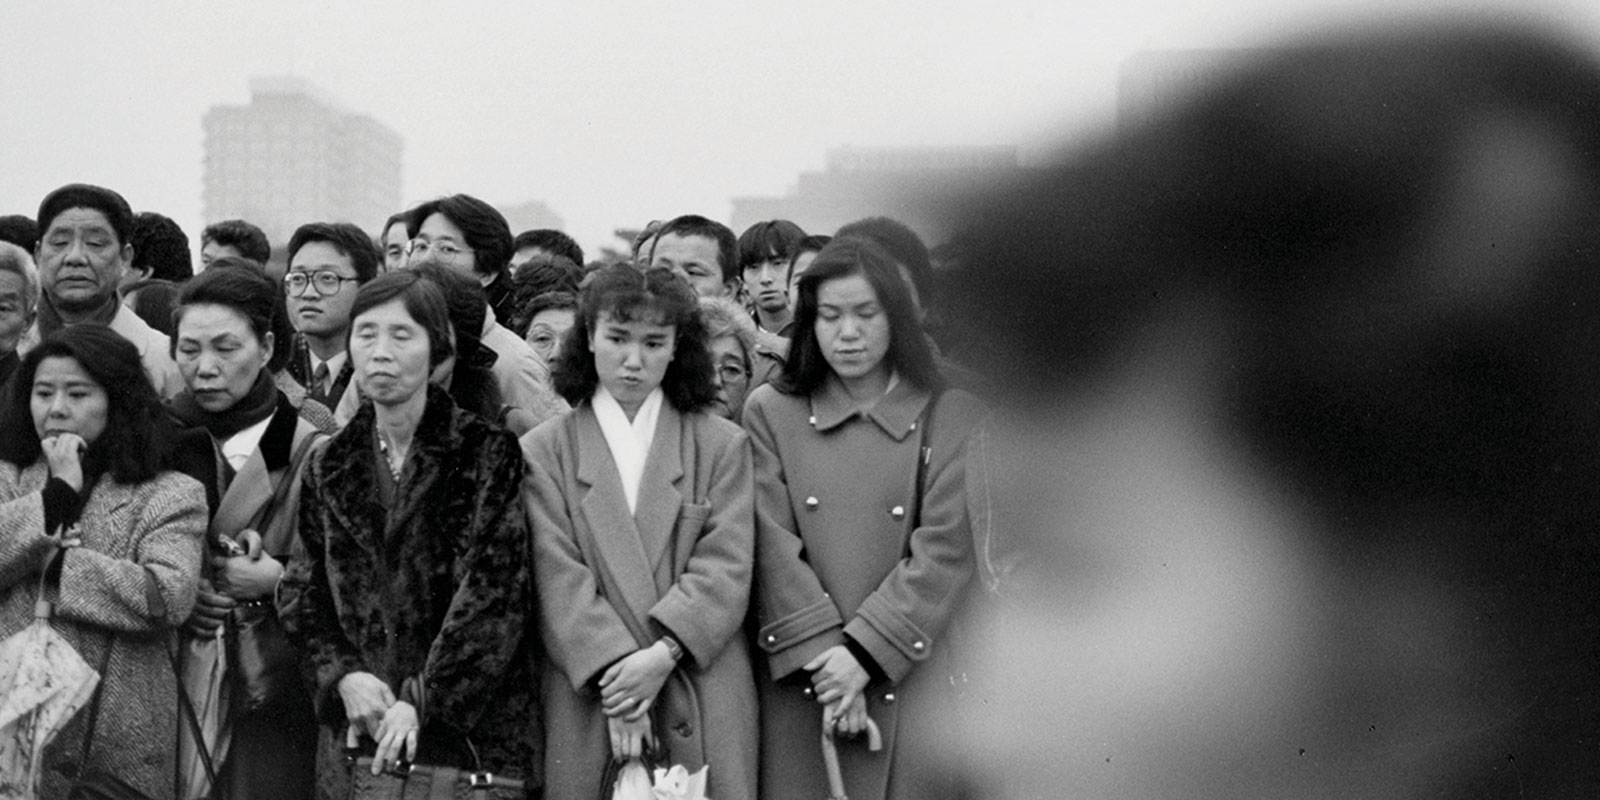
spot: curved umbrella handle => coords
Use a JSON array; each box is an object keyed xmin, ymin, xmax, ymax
[{"xmin": 820, "ymin": 710, "xmax": 883, "ymax": 800}]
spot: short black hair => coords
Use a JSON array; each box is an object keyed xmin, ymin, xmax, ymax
[
  {"xmin": 656, "ymin": 215, "xmax": 739, "ymax": 283},
  {"xmin": 0, "ymin": 215, "xmax": 39, "ymax": 252},
  {"xmin": 289, "ymin": 221, "xmax": 382, "ymax": 284},
  {"xmin": 736, "ymin": 220, "xmax": 806, "ymax": 271},
  {"xmin": 38, "ymin": 184, "xmax": 135, "ymax": 247},
  {"xmin": 509, "ymin": 254, "xmax": 584, "ymax": 336},
  {"xmin": 780, "ymin": 236, "xmax": 944, "ymax": 397},
  {"xmin": 348, "ymin": 270, "xmax": 455, "ymax": 370},
  {"xmin": 0, "ymin": 325, "xmax": 170, "ymax": 483},
  {"xmin": 834, "ymin": 217, "xmax": 933, "ymax": 310},
  {"xmin": 514, "ymin": 229, "xmax": 585, "ymax": 266},
  {"xmin": 551, "ymin": 264, "xmax": 718, "ymax": 413},
  {"xmin": 129, "ymin": 212, "xmax": 193, "ymax": 283},
  {"xmin": 407, "ymin": 194, "xmax": 514, "ymax": 277},
  {"xmin": 202, "ymin": 219, "xmax": 271, "ymax": 264}
]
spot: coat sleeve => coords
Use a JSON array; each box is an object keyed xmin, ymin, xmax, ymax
[
  {"xmin": 278, "ymin": 443, "xmax": 368, "ymax": 726},
  {"xmin": 419, "ymin": 431, "xmax": 533, "ymax": 734},
  {"xmin": 841, "ymin": 396, "xmax": 983, "ymax": 684},
  {"xmin": 647, "ymin": 423, "xmax": 754, "ymax": 667},
  {"xmin": 54, "ymin": 472, "xmax": 206, "ymax": 632},
  {"xmin": 522, "ymin": 427, "xmax": 640, "ymax": 692},
  {"xmin": 743, "ymin": 391, "xmax": 846, "ymax": 681},
  {"xmin": 0, "ymin": 474, "xmax": 60, "ymax": 593}
]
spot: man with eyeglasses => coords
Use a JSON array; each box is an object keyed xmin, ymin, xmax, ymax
[{"xmin": 283, "ymin": 222, "xmax": 380, "ymax": 413}]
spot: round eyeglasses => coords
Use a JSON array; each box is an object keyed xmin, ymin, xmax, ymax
[{"xmin": 285, "ymin": 270, "xmax": 360, "ymax": 296}]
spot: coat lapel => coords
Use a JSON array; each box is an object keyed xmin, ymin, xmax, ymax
[
  {"xmin": 574, "ymin": 406, "xmax": 660, "ymax": 633},
  {"xmin": 317, "ymin": 404, "xmax": 384, "ymax": 554},
  {"xmin": 210, "ymin": 447, "xmax": 273, "ymax": 537},
  {"xmin": 633, "ymin": 402, "xmax": 684, "ymax": 586}
]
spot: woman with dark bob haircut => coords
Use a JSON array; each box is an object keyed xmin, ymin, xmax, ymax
[
  {"xmin": 0, "ymin": 325, "xmax": 207, "ymax": 798},
  {"xmin": 166, "ymin": 263, "xmax": 335, "ymax": 800},
  {"xmin": 743, "ymin": 236, "xmax": 987, "ymax": 800},
  {"xmin": 279, "ymin": 270, "xmax": 540, "ymax": 796},
  {"xmin": 524, "ymin": 263, "xmax": 758, "ymax": 798}
]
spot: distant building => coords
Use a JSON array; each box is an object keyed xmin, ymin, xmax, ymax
[
  {"xmin": 497, "ymin": 200, "xmax": 565, "ymax": 236},
  {"xmin": 203, "ymin": 77, "xmax": 403, "ymax": 248},
  {"xmin": 730, "ymin": 145, "xmax": 1027, "ymax": 246}
]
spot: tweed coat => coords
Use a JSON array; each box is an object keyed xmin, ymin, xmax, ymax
[
  {"xmin": 521, "ymin": 401, "xmax": 758, "ymax": 800},
  {"xmin": 742, "ymin": 378, "xmax": 986, "ymax": 800},
  {"xmin": 0, "ymin": 461, "xmax": 206, "ymax": 799},
  {"xmin": 278, "ymin": 386, "xmax": 540, "ymax": 789}
]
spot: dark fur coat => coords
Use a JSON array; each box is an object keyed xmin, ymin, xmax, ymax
[{"xmin": 278, "ymin": 386, "xmax": 540, "ymax": 788}]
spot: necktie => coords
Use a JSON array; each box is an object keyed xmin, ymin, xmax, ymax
[{"xmin": 310, "ymin": 362, "xmax": 330, "ymax": 405}]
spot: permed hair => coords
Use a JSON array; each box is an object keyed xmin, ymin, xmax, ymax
[
  {"xmin": 550, "ymin": 263, "xmax": 718, "ymax": 413},
  {"xmin": 129, "ymin": 212, "xmax": 193, "ymax": 283}
]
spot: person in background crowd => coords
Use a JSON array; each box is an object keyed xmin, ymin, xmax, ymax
[
  {"xmin": 651, "ymin": 214, "xmax": 739, "ymax": 300},
  {"xmin": 123, "ymin": 211, "xmax": 194, "ymax": 289},
  {"xmin": 28, "ymin": 183, "xmax": 183, "ymax": 397},
  {"xmin": 283, "ymin": 222, "xmax": 381, "ymax": 414},
  {"xmin": 379, "ymin": 211, "xmax": 410, "ymax": 273},
  {"xmin": 124, "ymin": 279, "xmax": 181, "ymax": 339},
  {"xmin": 201, "ymin": 256, "xmax": 320, "ymax": 420},
  {"xmin": 200, "ymin": 219, "xmax": 271, "ymax": 269},
  {"xmin": 280, "ymin": 270, "xmax": 540, "ymax": 797},
  {"xmin": 521, "ymin": 290, "xmax": 578, "ymax": 368},
  {"xmin": 786, "ymin": 234, "xmax": 830, "ymax": 311},
  {"xmin": 508, "ymin": 253, "xmax": 583, "ymax": 338},
  {"xmin": 406, "ymin": 194, "xmax": 520, "ymax": 329},
  {"xmin": 940, "ymin": 24, "xmax": 1600, "ymax": 798},
  {"xmin": 408, "ymin": 262, "xmax": 544, "ymax": 435},
  {"xmin": 0, "ymin": 242, "xmax": 39, "ymax": 391},
  {"xmin": 525, "ymin": 264, "xmax": 757, "ymax": 799},
  {"xmin": 697, "ymin": 295, "xmax": 758, "ymax": 420},
  {"xmin": 631, "ymin": 220, "xmax": 663, "ymax": 266},
  {"xmin": 744, "ymin": 236, "xmax": 986, "ymax": 800},
  {"xmin": 513, "ymin": 228, "xmax": 585, "ymax": 271},
  {"xmin": 167, "ymin": 264, "xmax": 332, "ymax": 800},
  {"xmin": 0, "ymin": 215, "xmax": 39, "ymax": 253},
  {"xmin": 737, "ymin": 220, "xmax": 805, "ymax": 338},
  {"xmin": 0, "ymin": 325, "xmax": 206, "ymax": 799}
]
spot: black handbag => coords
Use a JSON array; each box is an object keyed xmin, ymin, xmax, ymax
[
  {"xmin": 344, "ymin": 679, "xmax": 526, "ymax": 800},
  {"xmin": 226, "ymin": 600, "xmax": 300, "ymax": 714}
]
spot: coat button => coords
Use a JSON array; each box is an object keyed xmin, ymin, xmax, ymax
[
  {"xmin": 805, "ymin": 496, "xmax": 819, "ymax": 510},
  {"xmin": 765, "ymin": 634, "xmax": 776, "ymax": 644},
  {"xmin": 912, "ymin": 640, "xmax": 925, "ymax": 651},
  {"xmin": 890, "ymin": 506, "xmax": 905, "ymax": 519},
  {"xmin": 884, "ymin": 692, "xmax": 896, "ymax": 704},
  {"xmin": 802, "ymin": 686, "xmax": 813, "ymax": 697},
  {"xmin": 808, "ymin": 415, "xmax": 817, "ymax": 425}
]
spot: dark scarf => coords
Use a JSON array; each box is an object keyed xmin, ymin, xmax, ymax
[
  {"xmin": 169, "ymin": 369, "xmax": 282, "ymax": 440},
  {"xmin": 36, "ymin": 291, "xmax": 119, "ymax": 339}
]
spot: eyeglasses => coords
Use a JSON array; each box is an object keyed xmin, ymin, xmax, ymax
[
  {"xmin": 407, "ymin": 238, "xmax": 466, "ymax": 261},
  {"xmin": 716, "ymin": 363, "xmax": 750, "ymax": 385},
  {"xmin": 285, "ymin": 270, "xmax": 360, "ymax": 296}
]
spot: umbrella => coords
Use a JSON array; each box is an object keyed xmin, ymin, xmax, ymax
[
  {"xmin": 820, "ymin": 711, "xmax": 882, "ymax": 800},
  {"xmin": 0, "ymin": 566, "xmax": 101, "ymax": 800}
]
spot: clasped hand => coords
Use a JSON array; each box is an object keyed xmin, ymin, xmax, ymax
[
  {"xmin": 338, "ymin": 672, "xmax": 419, "ymax": 775},
  {"xmin": 210, "ymin": 529, "xmax": 283, "ymax": 599},
  {"xmin": 805, "ymin": 645, "xmax": 872, "ymax": 735},
  {"xmin": 599, "ymin": 641, "xmax": 675, "ymax": 721},
  {"xmin": 41, "ymin": 433, "xmax": 86, "ymax": 492}
]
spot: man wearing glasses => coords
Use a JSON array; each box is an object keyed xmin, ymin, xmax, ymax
[{"xmin": 283, "ymin": 222, "xmax": 380, "ymax": 413}]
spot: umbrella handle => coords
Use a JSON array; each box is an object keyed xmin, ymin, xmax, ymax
[{"xmin": 820, "ymin": 709, "xmax": 883, "ymax": 800}]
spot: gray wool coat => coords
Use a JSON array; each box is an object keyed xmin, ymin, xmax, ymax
[
  {"xmin": 0, "ymin": 461, "xmax": 206, "ymax": 799},
  {"xmin": 743, "ymin": 378, "xmax": 986, "ymax": 800},
  {"xmin": 522, "ymin": 401, "xmax": 758, "ymax": 800}
]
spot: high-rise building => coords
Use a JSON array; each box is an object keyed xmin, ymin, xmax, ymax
[{"xmin": 203, "ymin": 77, "xmax": 402, "ymax": 248}]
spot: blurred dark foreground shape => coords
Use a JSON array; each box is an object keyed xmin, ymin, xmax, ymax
[{"xmin": 938, "ymin": 22, "xmax": 1600, "ymax": 798}]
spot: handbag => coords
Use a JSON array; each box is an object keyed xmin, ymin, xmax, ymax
[
  {"xmin": 344, "ymin": 680, "xmax": 526, "ymax": 800},
  {"xmin": 597, "ymin": 742, "xmax": 662, "ymax": 800},
  {"xmin": 224, "ymin": 428, "xmax": 324, "ymax": 715}
]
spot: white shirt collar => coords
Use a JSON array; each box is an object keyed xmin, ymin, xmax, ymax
[
  {"xmin": 592, "ymin": 385, "xmax": 664, "ymax": 515},
  {"xmin": 220, "ymin": 414, "xmax": 274, "ymax": 472},
  {"xmin": 308, "ymin": 351, "xmax": 347, "ymax": 391}
]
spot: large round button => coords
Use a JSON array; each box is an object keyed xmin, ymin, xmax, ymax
[
  {"xmin": 890, "ymin": 506, "xmax": 906, "ymax": 519},
  {"xmin": 805, "ymin": 496, "xmax": 819, "ymax": 509}
]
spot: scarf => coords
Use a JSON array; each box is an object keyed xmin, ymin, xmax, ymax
[
  {"xmin": 36, "ymin": 291, "xmax": 120, "ymax": 338},
  {"xmin": 168, "ymin": 369, "xmax": 281, "ymax": 440}
]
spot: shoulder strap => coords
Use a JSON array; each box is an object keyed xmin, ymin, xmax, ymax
[{"xmin": 910, "ymin": 391, "xmax": 941, "ymax": 530}]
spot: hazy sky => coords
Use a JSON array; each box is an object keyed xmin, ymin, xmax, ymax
[{"xmin": 4, "ymin": 0, "xmax": 1599, "ymax": 256}]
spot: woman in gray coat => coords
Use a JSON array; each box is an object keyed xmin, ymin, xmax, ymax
[
  {"xmin": 0, "ymin": 326, "xmax": 206, "ymax": 798},
  {"xmin": 744, "ymin": 237, "xmax": 986, "ymax": 800}
]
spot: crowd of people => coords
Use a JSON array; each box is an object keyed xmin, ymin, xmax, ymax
[
  {"xmin": 0, "ymin": 175, "xmax": 986, "ymax": 800},
  {"xmin": 3, "ymin": 22, "xmax": 1600, "ymax": 800}
]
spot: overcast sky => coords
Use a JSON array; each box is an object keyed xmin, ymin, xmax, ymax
[{"xmin": 3, "ymin": 0, "xmax": 1598, "ymax": 256}]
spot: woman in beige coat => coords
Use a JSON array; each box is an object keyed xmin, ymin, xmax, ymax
[
  {"xmin": 523, "ymin": 265, "xmax": 757, "ymax": 800},
  {"xmin": 743, "ymin": 237, "xmax": 986, "ymax": 800}
]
